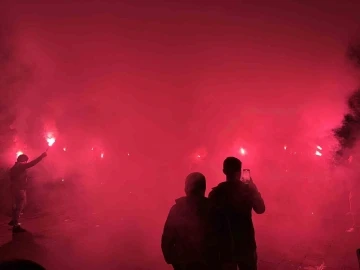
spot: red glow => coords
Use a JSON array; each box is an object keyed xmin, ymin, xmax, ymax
[
  {"xmin": 0, "ymin": 1, "xmax": 357, "ymax": 268},
  {"xmin": 315, "ymin": 151, "xmax": 322, "ymax": 156},
  {"xmin": 193, "ymin": 147, "xmax": 207, "ymax": 162},
  {"xmin": 16, "ymin": 151, "xmax": 23, "ymax": 157}
]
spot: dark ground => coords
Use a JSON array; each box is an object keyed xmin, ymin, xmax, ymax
[
  {"xmin": 0, "ymin": 176, "xmax": 358, "ymax": 270},
  {"xmin": 0, "ymin": 202, "xmax": 359, "ymax": 270}
]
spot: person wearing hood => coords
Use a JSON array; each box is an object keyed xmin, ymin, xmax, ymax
[
  {"xmin": 161, "ymin": 172, "xmax": 229, "ymax": 270},
  {"xmin": 208, "ymin": 157, "xmax": 265, "ymax": 270}
]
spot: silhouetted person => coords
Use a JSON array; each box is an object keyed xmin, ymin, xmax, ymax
[
  {"xmin": 9, "ymin": 152, "xmax": 47, "ymax": 233},
  {"xmin": 0, "ymin": 259, "xmax": 45, "ymax": 270},
  {"xmin": 208, "ymin": 157, "xmax": 265, "ymax": 270},
  {"xmin": 161, "ymin": 172, "xmax": 227, "ymax": 270}
]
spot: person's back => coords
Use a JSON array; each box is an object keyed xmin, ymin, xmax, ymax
[
  {"xmin": 166, "ymin": 196, "xmax": 212, "ymax": 263},
  {"xmin": 10, "ymin": 163, "xmax": 28, "ymax": 191},
  {"xmin": 161, "ymin": 172, "xmax": 220, "ymax": 270},
  {"xmin": 209, "ymin": 157, "xmax": 265, "ymax": 270},
  {"xmin": 209, "ymin": 181, "xmax": 257, "ymax": 251}
]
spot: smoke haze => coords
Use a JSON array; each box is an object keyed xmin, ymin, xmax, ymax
[{"xmin": 1, "ymin": 0, "xmax": 360, "ymax": 269}]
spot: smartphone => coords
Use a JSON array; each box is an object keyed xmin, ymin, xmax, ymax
[{"xmin": 242, "ymin": 169, "xmax": 251, "ymax": 183}]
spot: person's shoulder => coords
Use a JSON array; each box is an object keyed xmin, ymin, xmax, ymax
[
  {"xmin": 170, "ymin": 196, "xmax": 186, "ymax": 211},
  {"xmin": 212, "ymin": 181, "xmax": 228, "ymax": 191},
  {"xmin": 166, "ymin": 203, "xmax": 179, "ymax": 218},
  {"xmin": 10, "ymin": 164, "xmax": 20, "ymax": 172},
  {"xmin": 174, "ymin": 196, "xmax": 187, "ymax": 205},
  {"xmin": 209, "ymin": 182, "xmax": 227, "ymax": 197}
]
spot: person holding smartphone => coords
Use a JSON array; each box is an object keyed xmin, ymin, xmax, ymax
[{"xmin": 208, "ymin": 157, "xmax": 265, "ymax": 270}]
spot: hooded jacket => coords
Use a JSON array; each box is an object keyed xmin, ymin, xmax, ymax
[{"xmin": 161, "ymin": 196, "xmax": 232, "ymax": 265}]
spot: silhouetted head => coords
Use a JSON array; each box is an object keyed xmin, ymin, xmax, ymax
[
  {"xmin": 0, "ymin": 259, "xmax": 45, "ymax": 270},
  {"xmin": 17, "ymin": 154, "xmax": 29, "ymax": 163},
  {"xmin": 223, "ymin": 156, "xmax": 242, "ymax": 181},
  {"xmin": 185, "ymin": 172, "xmax": 206, "ymax": 197}
]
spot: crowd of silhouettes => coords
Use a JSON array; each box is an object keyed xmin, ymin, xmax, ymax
[
  {"xmin": 161, "ymin": 156, "xmax": 265, "ymax": 270},
  {"xmin": 6, "ymin": 152, "xmax": 265, "ymax": 270}
]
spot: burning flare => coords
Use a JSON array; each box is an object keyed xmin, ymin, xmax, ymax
[{"xmin": 46, "ymin": 135, "xmax": 56, "ymax": 147}]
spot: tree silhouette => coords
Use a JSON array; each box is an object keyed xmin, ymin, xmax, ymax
[
  {"xmin": 347, "ymin": 41, "xmax": 360, "ymax": 68},
  {"xmin": 333, "ymin": 42, "xmax": 360, "ymax": 163}
]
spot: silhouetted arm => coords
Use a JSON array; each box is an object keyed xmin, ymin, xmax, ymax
[
  {"xmin": 21, "ymin": 153, "xmax": 47, "ymax": 169},
  {"xmin": 248, "ymin": 180, "xmax": 265, "ymax": 214},
  {"xmin": 161, "ymin": 206, "xmax": 177, "ymax": 264},
  {"xmin": 252, "ymin": 190, "xmax": 265, "ymax": 214}
]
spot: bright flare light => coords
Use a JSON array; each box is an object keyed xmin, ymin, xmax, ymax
[
  {"xmin": 240, "ymin": 148, "xmax": 246, "ymax": 155},
  {"xmin": 284, "ymin": 145, "xmax": 287, "ymax": 150},
  {"xmin": 100, "ymin": 153, "xmax": 104, "ymax": 159},
  {"xmin": 315, "ymin": 151, "xmax": 322, "ymax": 156},
  {"xmin": 317, "ymin": 145, "xmax": 322, "ymax": 150},
  {"xmin": 16, "ymin": 151, "xmax": 23, "ymax": 157},
  {"xmin": 63, "ymin": 147, "xmax": 67, "ymax": 151},
  {"xmin": 46, "ymin": 136, "xmax": 56, "ymax": 147}
]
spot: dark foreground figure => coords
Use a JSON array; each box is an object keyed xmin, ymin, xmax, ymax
[
  {"xmin": 9, "ymin": 152, "xmax": 47, "ymax": 233},
  {"xmin": 161, "ymin": 172, "xmax": 231, "ymax": 270},
  {"xmin": 209, "ymin": 157, "xmax": 265, "ymax": 270},
  {"xmin": 0, "ymin": 259, "xmax": 45, "ymax": 270}
]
